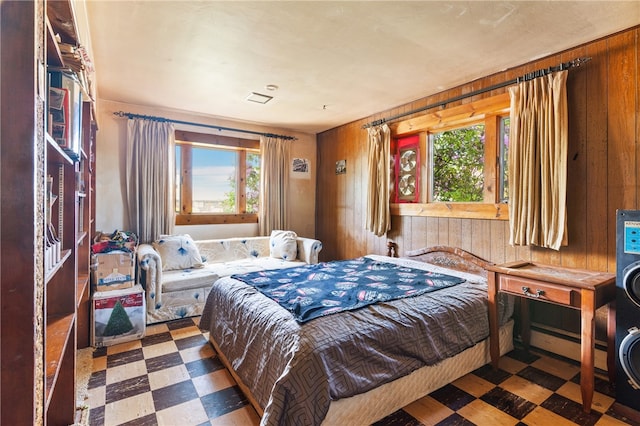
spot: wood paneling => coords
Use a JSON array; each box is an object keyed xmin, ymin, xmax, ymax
[
  {"xmin": 317, "ymin": 26, "xmax": 639, "ymax": 270},
  {"xmin": 316, "ymin": 26, "xmax": 640, "ymax": 338},
  {"xmin": 607, "ymin": 31, "xmax": 638, "ymax": 273},
  {"xmin": 585, "ymin": 38, "xmax": 611, "ymax": 273},
  {"xmin": 562, "ymin": 45, "xmax": 588, "ymax": 270}
]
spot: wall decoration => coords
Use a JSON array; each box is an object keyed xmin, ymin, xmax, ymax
[
  {"xmin": 291, "ymin": 158, "xmax": 311, "ymax": 179},
  {"xmin": 395, "ymin": 135, "xmax": 420, "ymax": 203},
  {"xmin": 336, "ymin": 159, "xmax": 347, "ymax": 175}
]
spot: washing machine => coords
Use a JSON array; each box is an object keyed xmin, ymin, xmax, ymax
[{"xmin": 615, "ymin": 210, "xmax": 640, "ymax": 411}]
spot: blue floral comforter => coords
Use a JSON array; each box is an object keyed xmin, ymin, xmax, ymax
[{"xmin": 232, "ymin": 257, "xmax": 464, "ymax": 323}]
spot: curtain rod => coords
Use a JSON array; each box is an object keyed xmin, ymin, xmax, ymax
[
  {"xmin": 363, "ymin": 57, "xmax": 591, "ymax": 129},
  {"xmin": 113, "ymin": 111, "xmax": 298, "ymax": 141}
]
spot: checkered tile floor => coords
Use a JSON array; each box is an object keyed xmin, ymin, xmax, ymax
[{"xmin": 84, "ymin": 317, "xmax": 639, "ymax": 426}]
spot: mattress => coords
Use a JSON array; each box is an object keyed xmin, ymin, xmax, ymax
[
  {"xmin": 200, "ymin": 253, "xmax": 514, "ymax": 425},
  {"xmin": 322, "ymin": 319, "xmax": 514, "ymax": 425}
]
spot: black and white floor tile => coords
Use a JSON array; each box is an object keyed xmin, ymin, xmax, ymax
[{"xmin": 84, "ymin": 318, "xmax": 639, "ymax": 426}]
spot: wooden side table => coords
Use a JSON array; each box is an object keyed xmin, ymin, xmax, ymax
[{"xmin": 487, "ymin": 261, "xmax": 616, "ymax": 413}]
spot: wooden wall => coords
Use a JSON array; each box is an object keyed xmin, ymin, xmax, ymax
[
  {"xmin": 316, "ymin": 26, "xmax": 639, "ymax": 340},
  {"xmin": 317, "ymin": 26, "xmax": 639, "ymax": 271}
]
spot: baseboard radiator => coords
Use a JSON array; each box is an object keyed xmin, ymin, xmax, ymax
[{"xmin": 526, "ymin": 324, "xmax": 609, "ymax": 373}]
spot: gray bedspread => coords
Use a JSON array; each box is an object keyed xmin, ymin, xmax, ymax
[{"xmin": 199, "ymin": 255, "xmax": 514, "ymax": 426}]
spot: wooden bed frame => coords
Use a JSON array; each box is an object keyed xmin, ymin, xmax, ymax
[
  {"xmin": 206, "ymin": 246, "xmax": 513, "ymax": 425},
  {"xmin": 404, "ymin": 245, "xmax": 494, "ymax": 278}
]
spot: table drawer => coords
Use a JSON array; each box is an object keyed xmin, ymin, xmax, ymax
[{"xmin": 498, "ymin": 275, "xmax": 577, "ymax": 306}]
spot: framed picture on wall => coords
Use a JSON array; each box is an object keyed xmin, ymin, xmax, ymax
[
  {"xmin": 291, "ymin": 158, "xmax": 311, "ymax": 179},
  {"xmin": 394, "ymin": 135, "xmax": 420, "ymax": 203}
]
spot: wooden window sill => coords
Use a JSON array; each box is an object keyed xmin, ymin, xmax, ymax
[
  {"xmin": 176, "ymin": 214, "xmax": 258, "ymax": 226},
  {"xmin": 391, "ymin": 203, "xmax": 509, "ymax": 220}
]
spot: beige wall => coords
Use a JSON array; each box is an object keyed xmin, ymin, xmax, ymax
[{"xmin": 95, "ymin": 99, "xmax": 317, "ymax": 240}]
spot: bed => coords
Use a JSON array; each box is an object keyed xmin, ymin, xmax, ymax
[{"xmin": 199, "ymin": 246, "xmax": 515, "ymax": 425}]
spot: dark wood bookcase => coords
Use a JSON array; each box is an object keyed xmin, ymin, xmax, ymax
[{"xmin": 1, "ymin": 1, "xmax": 96, "ymax": 424}]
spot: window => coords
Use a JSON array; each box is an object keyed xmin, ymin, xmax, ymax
[
  {"xmin": 391, "ymin": 93, "xmax": 511, "ymax": 220},
  {"xmin": 429, "ymin": 118, "xmax": 510, "ymax": 204},
  {"xmin": 174, "ymin": 130, "xmax": 260, "ymax": 225},
  {"xmin": 430, "ymin": 124, "xmax": 485, "ymax": 202}
]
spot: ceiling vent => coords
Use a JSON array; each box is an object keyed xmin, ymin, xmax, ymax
[{"xmin": 246, "ymin": 92, "xmax": 273, "ymax": 104}]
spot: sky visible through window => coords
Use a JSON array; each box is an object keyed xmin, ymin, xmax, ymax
[{"xmin": 192, "ymin": 147, "xmax": 236, "ymax": 202}]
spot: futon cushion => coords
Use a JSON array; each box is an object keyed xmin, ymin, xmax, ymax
[
  {"xmin": 269, "ymin": 230, "xmax": 298, "ymax": 261},
  {"xmin": 153, "ymin": 234, "xmax": 205, "ymax": 271},
  {"xmin": 161, "ymin": 267, "xmax": 219, "ymax": 293}
]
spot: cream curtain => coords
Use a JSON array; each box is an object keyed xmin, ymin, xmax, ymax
[
  {"xmin": 508, "ymin": 71, "xmax": 568, "ymax": 250},
  {"xmin": 366, "ymin": 124, "xmax": 391, "ymax": 237},
  {"xmin": 259, "ymin": 135, "xmax": 291, "ymax": 236},
  {"xmin": 125, "ymin": 119, "xmax": 175, "ymax": 244}
]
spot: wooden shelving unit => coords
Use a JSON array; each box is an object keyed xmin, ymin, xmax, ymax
[
  {"xmin": 0, "ymin": 1, "xmax": 97, "ymax": 424},
  {"xmin": 76, "ymin": 101, "xmax": 96, "ymax": 349},
  {"xmin": 44, "ymin": 313, "xmax": 76, "ymax": 402},
  {"xmin": 44, "ymin": 0, "xmax": 97, "ymax": 420}
]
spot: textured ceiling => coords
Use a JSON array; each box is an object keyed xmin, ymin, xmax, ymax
[{"xmin": 85, "ymin": 1, "xmax": 640, "ymax": 134}]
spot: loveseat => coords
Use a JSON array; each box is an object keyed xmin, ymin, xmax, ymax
[{"xmin": 137, "ymin": 232, "xmax": 322, "ymax": 324}]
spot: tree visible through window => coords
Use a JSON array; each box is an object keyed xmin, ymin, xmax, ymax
[
  {"xmin": 431, "ymin": 124, "xmax": 485, "ymax": 202},
  {"xmin": 221, "ymin": 152, "xmax": 260, "ymax": 213},
  {"xmin": 500, "ymin": 117, "xmax": 510, "ymax": 202}
]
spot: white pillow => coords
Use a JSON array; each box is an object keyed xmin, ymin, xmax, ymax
[
  {"xmin": 152, "ymin": 234, "xmax": 205, "ymax": 271},
  {"xmin": 269, "ymin": 230, "xmax": 298, "ymax": 260}
]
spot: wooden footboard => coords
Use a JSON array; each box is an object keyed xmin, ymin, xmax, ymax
[{"xmin": 404, "ymin": 245, "xmax": 494, "ymax": 278}]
